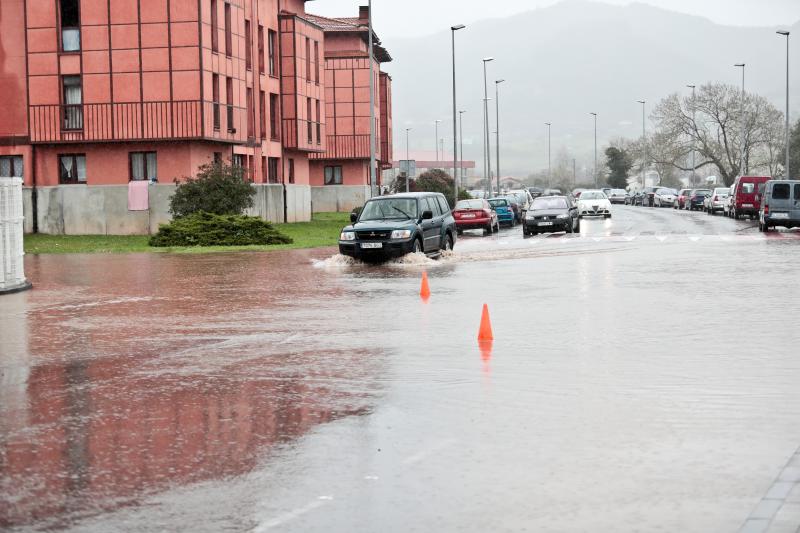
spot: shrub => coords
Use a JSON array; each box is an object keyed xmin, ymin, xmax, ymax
[
  {"xmin": 169, "ymin": 162, "xmax": 255, "ymax": 218},
  {"xmin": 149, "ymin": 212, "xmax": 293, "ymax": 247},
  {"xmin": 391, "ymin": 169, "xmax": 467, "ymax": 208}
]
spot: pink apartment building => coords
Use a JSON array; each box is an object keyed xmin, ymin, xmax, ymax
[{"xmin": 0, "ymin": 0, "xmax": 392, "ymax": 231}]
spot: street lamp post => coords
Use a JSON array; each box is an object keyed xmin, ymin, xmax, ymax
[
  {"xmin": 687, "ymin": 85, "xmax": 696, "ymax": 185},
  {"xmin": 590, "ymin": 113, "xmax": 597, "ymax": 188},
  {"xmin": 495, "ymin": 79, "xmax": 505, "ymax": 196},
  {"xmin": 544, "ymin": 122, "xmax": 551, "ymax": 188},
  {"xmin": 459, "ymin": 110, "xmax": 466, "ymax": 195},
  {"xmin": 405, "ymin": 127, "xmax": 412, "ymax": 193},
  {"xmin": 451, "ymin": 24, "xmax": 465, "ymax": 206},
  {"xmin": 735, "ymin": 63, "xmax": 746, "ymax": 175},
  {"xmin": 434, "ymin": 119, "xmax": 442, "ymax": 162},
  {"xmin": 637, "ymin": 100, "xmax": 646, "ymax": 190},
  {"xmin": 368, "ymin": 0, "xmax": 376, "ymax": 197},
  {"xmin": 482, "ymin": 57, "xmax": 494, "ymax": 197},
  {"xmin": 778, "ymin": 31, "xmax": 790, "ymax": 178}
]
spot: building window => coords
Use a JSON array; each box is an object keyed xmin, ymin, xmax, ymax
[
  {"xmin": 268, "ymin": 30, "xmax": 277, "ymax": 76},
  {"xmin": 0, "ymin": 156, "xmax": 23, "ymax": 178},
  {"xmin": 232, "ymin": 154, "xmax": 244, "ymax": 168},
  {"xmin": 212, "ymin": 74, "xmax": 220, "ymax": 130},
  {"xmin": 314, "ymin": 41, "xmax": 320, "ymax": 83},
  {"xmin": 59, "ymin": 154, "xmax": 86, "ymax": 184},
  {"xmin": 268, "ymin": 157, "xmax": 279, "ymax": 184},
  {"xmin": 211, "ymin": 0, "xmax": 219, "ymax": 52},
  {"xmin": 130, "ymin": 152, "xmax": 157, "ymax": 182},
  {"xmin": 315, "ymin": 99, "xmax": 321, "ymax": 144},
  {"xmin": 62, "ymin": 75, "xmax": 83, "ymax": 130},
  {"xmin": 224, "ymin": 2, "xmax": 232, "ymax": 57},
  {"xmin": 246, "ymin": 88, "xmax": 254, "ymax": 138},
  {"xmin": 305, "ymin": 37, "xmax": 311, "ymax": 81},
  {"xmin": 226, "ymin": 77, "xmax": 234, "ymax": 132},
  {"xmin": 324, "ymin": 166, "xmax": 342, "ymax": 185},
  {"xmin": 245, "ymin": 19, "xmax": 252, "ymax": 70},
  {"xmin": 59, "ymin": 0, "xmax": 81, "ymax": 52},
  {"xmin": 259, "ymin": 90, "xmax": 266, "ymax": 139},
  {"xmin": 269, "ymin": 93, "xmax": 279, "ymax": 140},
  {"xmin": 288, "ymin": 158, "xmax": 295, "ymax": 184},
  {"xmin": 307, "ymin": 97, "xmax": 312, "ymax": 144},
  {"xmin": 258, "ymin": 25, "xmax": 265, "ymax": 74}
]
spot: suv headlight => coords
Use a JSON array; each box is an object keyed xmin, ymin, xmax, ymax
[
  {"xmin": 556, "ymin": 214, "xmax": 569, "ymax": 219},
  {"xmin": 340, "ymin": 231, "xmax": 356, "ymax": 241},
  {"xmin": 390, "ymin": 229, "xmax": 412, "ymax": 239}
]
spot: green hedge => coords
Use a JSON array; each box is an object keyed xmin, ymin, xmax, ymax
[{"xmin": 149, "ymin": 212, "xmax": 293, "ymax": 247}]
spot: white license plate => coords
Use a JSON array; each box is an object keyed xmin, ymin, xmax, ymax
[
  {"xmin": 461, "ymin": 214, "xmax": 476, "ymax": 218},
  {"xmin": 743, "ymin": 204, "xmax": 753, "ymax": 208},
  {"xmin": 361, "ymin": 242, "xmax": 383, "ymax": 249},
  {"xmin": 772, "ymin": 212, "xmax": 789, "ymax": 219},
  {"xmin": 538, "ymin": 222, "xmax": 553, "ymax": 226}
]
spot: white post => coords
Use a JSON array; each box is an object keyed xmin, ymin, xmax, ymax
[{"xmin": 0, "ymin": 177, "xmax": 31, "ymax": 294}]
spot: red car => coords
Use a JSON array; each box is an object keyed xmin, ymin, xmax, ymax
[
  {"xmin": 453, "ymin": 199, "xmax": 499, "ymax": 236},
  {"xmin": 675, "ymin": 188, "xmax": 692, "ymax": 209},
  {"xmin": 730, "ymin": 176, "xmax": 770, "ymax": 220}
]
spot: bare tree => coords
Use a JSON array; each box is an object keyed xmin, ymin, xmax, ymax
[{"xmin": 650, "ymin": 83, "xmax": 785, "ymax": 185}]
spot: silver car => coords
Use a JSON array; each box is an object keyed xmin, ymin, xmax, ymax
[
  {"xmin": 704, "ymin": 187, "xmax": 730, "ymax": 215},
  {"xmin": 654, "ymin": 188, "xmax": 678, "ymax": 207}
]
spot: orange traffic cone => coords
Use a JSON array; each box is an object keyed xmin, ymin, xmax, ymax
[
  {"xmin": 478, "ymin": 304, "xmax": 494, "ymax": 341},
  {"xmin": 420, "ymin": 271, "xmax": 431, "ymax": 300}
]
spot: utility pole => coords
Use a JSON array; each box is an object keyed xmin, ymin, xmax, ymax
[
  {"xmin": 778, "ymin": 31, "xmax": 790, "ymax": 178},
  {"xmin": 590, "ymin": 112, "xmax": 597, "ymax": 188},
  {"xmin": 434, "ymin": 119, "xmax": 441, "ymax": 163},
  {"xmin": 368, "ymin": 0, "xmax": 376, "ymax": 197},
  {"xmin": 482, "ymin": 57, "xmax": 494, "ymax": 197},
  {"xmin": 735, "ymin": 63, "xmax": 746, "ymax": 176},
  {"xmin": 637, "ymin": 100, "xmax": 646, "ymax": 190},
  {"xmin": 451, "ymin": 24, "xmax": 465, "ymax": 206},
  {"xmin": 687, "ymin": 85, "xmax": 696, "ymax": 185},
  {"xmin": 544, "ymin": 122, "xmax": 551, "ymax": 188},
  {"xmin": 495, "ymin": 79, "xmax": 505, "ymax": 196},
  {"xmin": 405, "ymin": 127, "xmax": 412, "ymax": 193},
  {"xmin": 459, "ymin": 110, "xmax": 466, "ymax": 195}
]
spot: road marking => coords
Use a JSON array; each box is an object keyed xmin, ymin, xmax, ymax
[
  {"xmin": 252, "ymin": 496, "xmax": 334, "ymax": 532},
  {"xmin": 738, "ymin": 447, "xmax": 800, "ymax": 533}
]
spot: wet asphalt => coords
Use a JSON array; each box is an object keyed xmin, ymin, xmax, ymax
[{"xmin": 2, "ymin": 205, "xmax": 800, "ymax": 532}]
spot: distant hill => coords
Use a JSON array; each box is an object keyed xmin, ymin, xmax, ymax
[{"xmin": 383, "ymin": 0, "xmax": 800, "ymax": 177}]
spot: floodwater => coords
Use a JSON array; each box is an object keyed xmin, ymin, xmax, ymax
[{"xmin": 2, "ymin": 206, "xmax": 800, "ymax": 532}]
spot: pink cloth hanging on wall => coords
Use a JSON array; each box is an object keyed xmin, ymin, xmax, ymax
[{"xmin": 128, "ymin": 181, "xmax": 149, "ymax": 211}]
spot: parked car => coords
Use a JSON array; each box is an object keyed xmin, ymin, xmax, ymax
[
  {"xmin": 508, "ymin": 189, "xmax": 534, "ymax": 211},
  {"xmin": 523, "ymin": 195, "xmax": 580, "ymax": 236},
  {"xmin": 607, "ymin": 189, "xmax": 628, "ymax": 204},
  {"xmin": 675, "ymin": 189, "xmax": 693, "ymax": 210},
  {"xmin": 601, "ymin": 187, "xmax": 613, "ymax": 198},
  {"xmin": 502, "ymin": 195, "xmax": 523, "ymax": 223},
  {"xmin": 339, "ymin": 193, "xmax": 456, "ymax": 262},
  {"xmin": 626, "ymin": 191, "xmax": 641, "ymax": 205},
  {"xmin": 759, "ymin": 180, "xmax": 800, "ymax": 232},
  {"xmin": 723, "ymin": 185, "xmax": 736, "ymax": 217},
  {"xmin": 730, "ymin": 176, "xmax": 770, "ymax": 220},
  {"xmin": 640, "ymin": 186, "xmax": 661, "ymax": 207},
  {"xmin": 488, "ymin": 197, "xmax": 516, "ymax": 227},
  {"xmin": 654, "ymin": 188, "xmax": 679, "ymax": 207},
  {"xmin": 577, "ymin": 190, "xmax": 612, "ymax": 218},
  {"xmin": 704, "ymin": 187, "xmax": 730, "ymax": 215},
  {"xmin": 687, "ymin": 189, "xmax": 711, "ymax": 210},
  {"xmin": 453, "ymin": 199, "xmax": 499, "ymax": 236},
  {"xmin": 543, "ymin": 188, "xmax": 563, "ymax": 196},
  {"xmin": 528, "ymin": 187, "xmax": 544, "ymax": 199}
]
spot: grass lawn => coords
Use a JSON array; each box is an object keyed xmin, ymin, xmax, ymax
[{"xmin": 24, "ymin": 212, "xmax": 350, "ymax": 255}]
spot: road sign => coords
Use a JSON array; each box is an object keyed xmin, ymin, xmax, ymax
[{"xmin": 399, "ymin": 160, "xmax": 416, "ymax": 178}]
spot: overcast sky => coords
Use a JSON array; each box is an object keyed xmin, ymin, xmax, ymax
[{"xmin": 308, "ymin": 0, "xmax": 800, "ymax": 37}]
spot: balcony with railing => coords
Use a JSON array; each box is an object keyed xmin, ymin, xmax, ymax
[
  {"xmin": 309, "ymin": 134, "xmax": 377, "ymax": 161},
  {"xmin": 29, "ymin": 101, "xmax": 245, "ymax": 144}
]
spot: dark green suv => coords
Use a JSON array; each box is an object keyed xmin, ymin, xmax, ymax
[{"xmin": 339, "ymin": 193, "xmax": 457, "ymax": 262}]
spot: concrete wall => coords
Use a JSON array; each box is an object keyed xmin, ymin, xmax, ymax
[
  {"xmin": 24, "ymin": 183, "xmax": 310, "ymax": 235},
  {"xmin": 311, "ymin": 185, "xmax": 370, "ymax": 213}
]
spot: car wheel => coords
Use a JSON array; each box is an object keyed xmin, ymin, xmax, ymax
[
  {"xmin": 605, "ymin": 214, "xmax": 612, "ymax": 219},
  {"xmin": 764, "ymin": 223, "xmax": 771, "ymax": 233},
  {"xmin": 442, "ymin": 233, "xmax": 454, "ymax": 252}
]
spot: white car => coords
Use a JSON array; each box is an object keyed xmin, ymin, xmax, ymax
[
  {"xmin": 577, "ymin": 190, "xmax": 612, "ymax": 218},
  {"xmin": 704, "ymin": 187, "xmax": 730, "ymax": 215},
  {"xmin": 654, "ymin": 188, "xmax": 679, "ymax": 207}
]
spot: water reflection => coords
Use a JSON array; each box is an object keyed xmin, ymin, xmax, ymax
[{"xmin": 1, "ymin": 250, "xmax": 384, "ymax": 530}]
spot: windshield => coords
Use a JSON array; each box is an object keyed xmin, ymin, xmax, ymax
[
  {"xmin": 532, "ymin": 197, "xmax": 568, "ymax": 209},
  {"xmin": 657, "ymin": 189, "xmax": 677, "ymax": 195},
  {"xmin": 693, "ymin": 190, "xmax": 711, "ymax": 195},
  {"xmin": 714, "ymin": 188, "xmax": 729, "ymax": 195},
  {"xmin": 488, "ymin": 199, "xmax": 508, "ymax": 207},
  {"xmin": 359, "ymin": 198, "xmax": 419, "ymax": 221},
  {"xmin": 580, "ymin": 192, "xmax": 607, "ymax": 200},
  {"xmin": 456, "ymin": 200, "xmax": 484, "ymax": 210}
]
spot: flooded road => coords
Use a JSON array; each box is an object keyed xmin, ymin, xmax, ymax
[{"xmin": 2, "ymin": 206, "xmax": 800, "ymax": 532}]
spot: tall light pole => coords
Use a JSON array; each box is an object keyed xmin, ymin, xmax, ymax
[
  {"xmin": 451, "ymin": 24, "xmax": 465, "ymax": 206},
  {"xmin": 687, "ymin": 85, "xmax": 696, "ymax": 185},
  {"xmin": 495, "ymin": 79, "xmax": 505, "ymax": 196},
  {"xmin": 482, "ymin": 57, "xmax": 494, "ymax": 197},
  {"xmin": 637, "ymin": 100, "xmax": 646, "ymax": 190},
  {"xmin": 735, "ymin": 63, "xmax": 746, "ymax": 175},
  {"xmin": 434, "ymin": 119, "xmax": 442, "ymax": 162},
  {"xmin": 459, "ymin": 110, "xmax": 466, "ymax": 194},
  {"xmin": 590, "ymin": 112, "xmax": 597, "ymax": 188},
  {"xmin": 778, "ymin": 31, "xmax": 790, "ymax": 178},
  {"xmin": 368, "ymin": 0, "xmax": 376, "ymax": 197},
  {"xmin": 544, "ymin": 122, "xmax": 551, "ymax": 188},
  {"xmin": 405, "ymin": 127, "xmax": 412, "ymax": 193}
]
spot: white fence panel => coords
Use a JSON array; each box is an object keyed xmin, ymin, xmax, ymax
[{"xmin": 0, "ymin": 177, "xmax": 29, "ymax": 293}]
